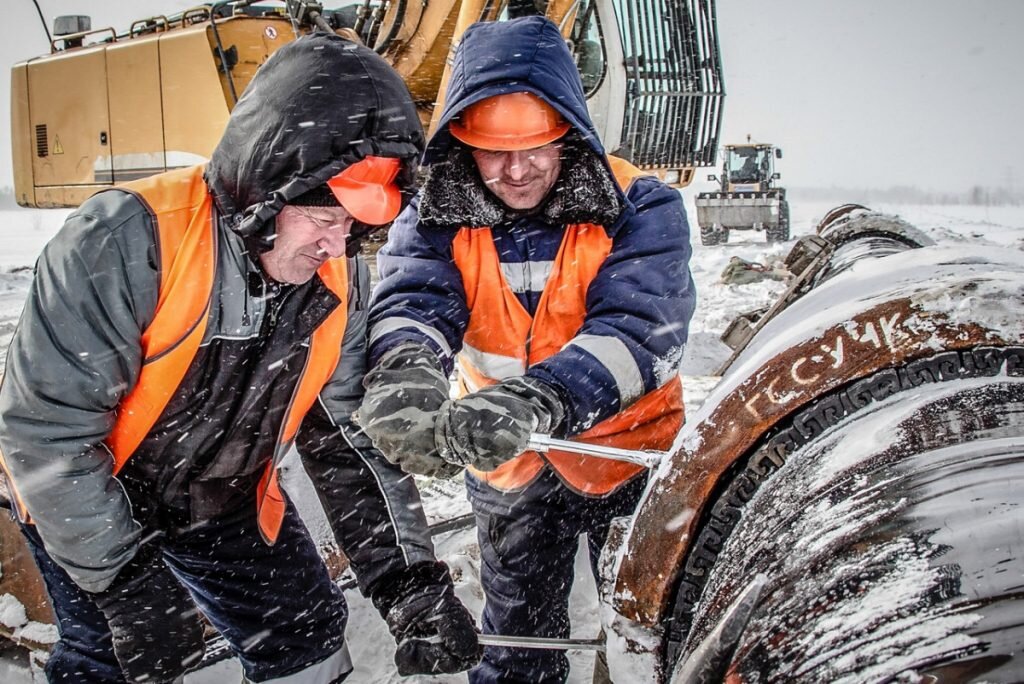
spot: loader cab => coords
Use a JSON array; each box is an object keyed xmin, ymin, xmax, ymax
[{"xmin": 723, "ymin": 144, "xmax": 780, "ymax": 191}]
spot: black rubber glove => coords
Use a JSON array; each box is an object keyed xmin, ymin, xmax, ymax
[
  {"xmin": 93, "ymin": 544, "xmax": 205, "ymax": 683},
  {"xmin": 435, "ymin": 376, "xmax": 565, "ymax": 471},
  {"xmin": 358, "ymin": 343, "xmax": 462, "ymax": 478},
  {"xmin": 371, "ymin": 561, "xmax": 482, "ymax": 676}
]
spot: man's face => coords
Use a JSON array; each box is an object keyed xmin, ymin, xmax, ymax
[
  {"xmin": 260, "ymin": 206, "xmax": 353, "ymax": 284},
  {"xmin": 471, "ymin": 143, "xmax": 562, "ymax": 211}
]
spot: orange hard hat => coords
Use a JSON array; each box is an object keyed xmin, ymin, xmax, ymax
[
  {"xmin": 448, "ymin": 92, "xmax": 571, "ymax": 151},
  {"xmin": 326, "ymin": 156, "xmax": 402, "ymax": 225}
]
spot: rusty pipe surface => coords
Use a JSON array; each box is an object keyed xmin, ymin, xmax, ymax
[
  {"xmin": 603, "ymin": 207, "xmax": 1024, "ymax": 681},
  {"xmin": 613, "ymin": 247, "xmax": 1024, "ymax": 625},
  {"xmin": 669, "ymin": 381, "xmax": 1024, "ymax": 683}
]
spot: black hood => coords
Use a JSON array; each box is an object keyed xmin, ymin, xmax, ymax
[{"xmin": 204, "ymin": 31, "xmax": 425, "ymax": 248}]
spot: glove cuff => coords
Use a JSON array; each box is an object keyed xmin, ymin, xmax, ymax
[
  {"xmin": 363, "ymin": 343, "xmax": 449, "ymax": 397},
  {"xmin": 95, "ymin": 539, "xmax": 164, "ymax": 598},
  {"xmin": 369, "ymin": 560, "xmax": 453, "ymax": 621},
  {"xmin": 516, "ymin": 376, "xmax": 566, "ymax": 434},
  {"xmin": 376, "ymin": 343, "xmax": 444, "ymax": 373}
]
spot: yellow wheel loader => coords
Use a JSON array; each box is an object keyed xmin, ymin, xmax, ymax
[
  {"xmin": 10, "ymin": 0, "xmax": 726, "ymax": 208},
  {"xmin": 695, "ymin": 141, "xmax": 790, "ymax": 245}
]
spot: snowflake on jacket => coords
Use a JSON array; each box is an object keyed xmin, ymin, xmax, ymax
[{"xmin": 370, "ymin": 136, "xmax": 695, "ymax": 436}]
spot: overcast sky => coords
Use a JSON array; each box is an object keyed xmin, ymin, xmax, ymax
[{"xmin": 2, "ymin": 0, "xmax": 1022, "ymax": 194}]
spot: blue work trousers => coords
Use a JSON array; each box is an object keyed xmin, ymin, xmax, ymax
[
  {"xmin": 466, "ymin": 469, "xmax": 646, "ymax": 684},
  {"xmin": 20, "ymin": 501, "xmax": 350, "ymax": 683}
]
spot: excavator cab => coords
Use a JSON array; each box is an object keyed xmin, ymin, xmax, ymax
[{"xmin": 560, "ymin": 0, "xmax": 724, "ymax": 186}]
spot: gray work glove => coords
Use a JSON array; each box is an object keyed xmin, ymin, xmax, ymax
[
  {"xmin": 434, "ymin": 376, "xmax": 565, "ymax": 471},
  {"xmin": 93, "ymin": 543, "xmax": 205, "ymax": 683},
  {"xmin": 359, "ymin": 343, "xmax": 461, "ymax": 478}
]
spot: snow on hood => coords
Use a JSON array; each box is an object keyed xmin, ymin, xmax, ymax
[{"xmin": 203, "ymin": 31, "xmax": 425, "ymax": 245}]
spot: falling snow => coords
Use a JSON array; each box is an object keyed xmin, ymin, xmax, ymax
[{"xmin": 1, "ymin": 198, "xmax": 1023, "ymax": 681}]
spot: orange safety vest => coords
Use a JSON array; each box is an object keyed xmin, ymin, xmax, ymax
[
  {"xmin": 452, "ymin": 157, "xmax": 684, "ymax": 495},
  {"xmin": 17, "ymin": 165, "xmax": 349, "ymax": 543}
]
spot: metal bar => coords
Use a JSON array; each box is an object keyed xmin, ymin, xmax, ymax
[
  {"xmin": 679, "ymin": 0, "xmax": 699, "ymax": 166},
  {"xmin": 636, "ymin": 0, "xmax": 656, "ymax": 165},
  {"xmin": 528, "ymin": 433, "xmax": 666, "ymax": 468},
  {"xmin": 477, "ymin": 634, "xmax": 606, "ymax": 651},
  {"xmin": 209, "ymin": 0, "xmax": 242, "ymax": 104},
  {"xmin": 309, "ymin": 10, "xmax": 335, "ymax": 33},
  {"xmin": 661, "ymin": 0, "xmax": 682, "ymax": 165},
  {"xmin": 703, "ymin": 0, "xmax": 726, "ymax": 165}
]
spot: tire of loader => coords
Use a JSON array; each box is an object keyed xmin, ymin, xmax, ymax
[
  {"xmin": 765, "ymin": 201, "xmax": 790, "ymax": 242},
  {"xmin": 700, "ymin": 224, "xmax": 728, "ymax": 246}
]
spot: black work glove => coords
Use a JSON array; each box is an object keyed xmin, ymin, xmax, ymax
[
  {"xmin": 358, "ymin": 343, "xmax": 461, "ymax": 478},
  {"xmin": 93, "ymin": 543, "xmax": 205, "ymax": 683},
  {"xmin": 434, "ymin": 376, "xmax": 565, "ymax": 471},
  {"xmin": 371, "ymin": 561, "xmax": 482, "ymax": 676}
]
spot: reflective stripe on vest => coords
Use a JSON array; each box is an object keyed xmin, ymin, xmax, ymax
[
  {"xmin": 109, "ymin": 165, "xmax": 349, "ymax": 543},
  {"xmin": 106, "ymin": 166, "xmax": 217, "ymax": 466},
  {"xmin": 452, "ymin": 157, "xmax": 684, "ymax": 496}
]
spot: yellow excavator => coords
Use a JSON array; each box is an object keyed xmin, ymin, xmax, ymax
[
  {"xmin": 10, "ymin": 0, "xmax": 725, "ymax": 208},
  {"xmin": 2, "ymin": 0, "xmax": 725, "ymax": 652}
]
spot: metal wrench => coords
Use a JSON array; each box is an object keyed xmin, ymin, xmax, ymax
[
  {"xmin": 527, "ymin": 433, "xmax": 667, "ymax": 469},
  {"xmin": 409, "ymin": 633, "xmax": 605, "ymax": 652},
  {"xmin": 477, "ymin": 634, "xmax": 606, "ymax": 651},
  {"xmin": 420, "ymin": 439, "xmax": 665, "ymax": 654}
]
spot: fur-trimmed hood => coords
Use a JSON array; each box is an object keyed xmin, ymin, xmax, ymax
[
  {"xmin": 419, "ymin": 135, "xmax": 621, "ymax": 227},
  {"xmin": 419, "ymin": 16, "xmax": 624, "ymax": 227}
]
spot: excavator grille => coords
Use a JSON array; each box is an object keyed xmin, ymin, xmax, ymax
[{"xmin": 612, "ymin": 0, "xmax": 724, "ymax": 168}]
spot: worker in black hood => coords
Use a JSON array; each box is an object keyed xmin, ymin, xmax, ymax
[
  {"xmin": 0, "ymin": 31, "xmax": 479, "ymax": 683},
  {"xmin": 205, "ymin": 25, "xmax": 425, "ymax": 254}
]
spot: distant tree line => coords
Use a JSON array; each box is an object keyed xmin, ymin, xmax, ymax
[{"xmin": 789, "ymin": 184, "xmax": 1024, "ymax": 206}]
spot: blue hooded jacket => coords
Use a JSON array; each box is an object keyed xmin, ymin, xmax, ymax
[
  {"xmin": 423, "ymin": 16, "xmax": 602, "ymax": 165},
  {"xmin": 368, "ymin": 16, "xmax": 696, "ymax": 439}
]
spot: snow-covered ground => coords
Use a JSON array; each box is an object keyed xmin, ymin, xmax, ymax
[{"xmin": 1, "ymin": 196, "xmax": 1022, "ymax": 682}]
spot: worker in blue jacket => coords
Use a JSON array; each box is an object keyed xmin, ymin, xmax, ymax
[{"xmin": 358, "ymin": 16, "xmax": 696, "ymax": 683}]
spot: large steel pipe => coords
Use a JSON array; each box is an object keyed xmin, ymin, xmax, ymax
[{"xmin": 602, "ymin": 206, "xmax": 1024, "ymax": 682}]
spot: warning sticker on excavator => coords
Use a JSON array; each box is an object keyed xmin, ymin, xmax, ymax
[{"xmin": 53, "ymin": 136, "xmax": 64, "ymax": 155}]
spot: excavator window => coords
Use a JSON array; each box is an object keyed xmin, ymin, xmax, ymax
[
  {"xmin": 569, "ymin": 0, "xmax": 606, "ymax": 95},
  {"xmin": 495, "ymin": 0, "xmax": 607, "ymax": 96}
]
